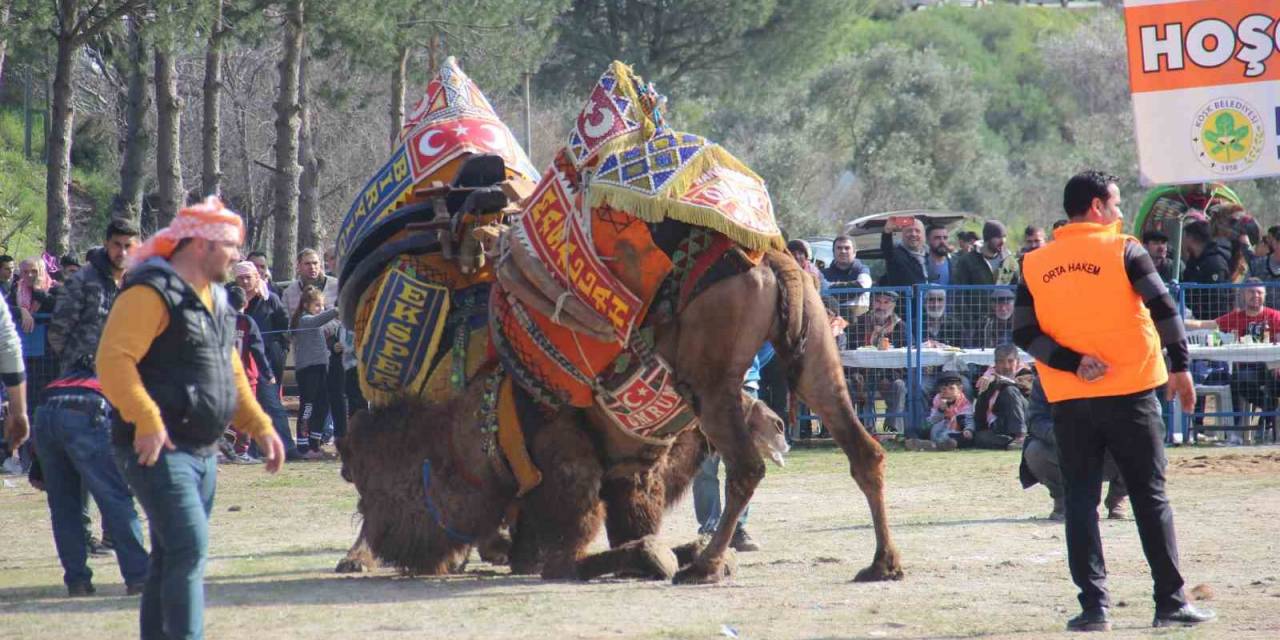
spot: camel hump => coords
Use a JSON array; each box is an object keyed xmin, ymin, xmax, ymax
[{"xmin": 763, "ymin": 250, "xmax": 808, "ymax": 356}]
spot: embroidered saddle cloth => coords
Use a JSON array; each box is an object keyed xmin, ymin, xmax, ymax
[
  {"xmin": 492, "ymin": 61, "xmax": 783, "ymax": 440},
  {"xmin": 338, "ymin": 57, "xmax": 536, "ymax": 408}
]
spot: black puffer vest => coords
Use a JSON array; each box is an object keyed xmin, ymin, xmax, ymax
[{"xmin": 111, "ymin": 258, "xmax": 238, "ymax": 450}]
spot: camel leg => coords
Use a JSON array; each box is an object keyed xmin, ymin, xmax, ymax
[
  {"xmin": 334, "ymin": 520, "xmax": 378, "ymax": 573},
  {"xmin": 522, "ymin": 409, "xmax": 606, "ymax": 580},
  {"xmin": 789, "ymin": 285, "xmax": 903, "ymax": 582},
  {"xmin": 576, "ymin": 536, "xmax": 678, "ymax": 581},
  {"xmin": 649, "ymin": 268, "xmax": 772, "ymax": 584},
  {"xmin": 601, "ymin": 471, "xmax": 665, "ymax": 548},
  {"xmin": 673, "ymin": 388, "xmax": 762, "ymax": 584},
  {"xmin": 507, "ymin": 510, "xmax": 541, "ymax": 575}
]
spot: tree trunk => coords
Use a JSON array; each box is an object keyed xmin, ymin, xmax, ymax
[
  {"xmin": 45, "ymin": 3, "xmax": 78, "ymax": 257},
  {"xmin": 389, "ymin": 45, "xmax": 409, "ymax": 148},
  {"xmin": 297, "ymin": 50, "xmax": 321, "ymax": 252},
  {"xmin": 270, "ymin": 0, "xmax": 304, "ymax": 280},
  {"xmin": 111, "ymin": 15, "xmax": 150, "ymax": 225},
  {"xmin": 427, "ymin": 32, "xmax": 439, "ymax": 76},
  {"xmin": 237, "ymin": 105, "xmax": 258, "ymax": 250},
  {"xmin": 201, "ymin": 0, "xmax": 224, "ymax": 197},
  {"xmin": 154, "ymin": 45, "xmax": 184, "ymax": 225},
  {"xmin": 0, "ymin": 0, "xmax": 12, "ymax": 86}
]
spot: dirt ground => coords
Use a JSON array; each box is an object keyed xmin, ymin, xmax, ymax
[{"xmin": 2, "ymin": 443, "xmax": 1279, "ymax": 640}]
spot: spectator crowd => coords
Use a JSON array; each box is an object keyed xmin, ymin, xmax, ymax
[
  {"xmin": 0, "ymin": 224, "xmax": 363, "ymax": 597},
  {"xmin": 0, "ymin": 193, "xmax": 1272, "ymax": 599},
  {"xmin": 770, "ymin": 202, "xmax": 1278, "ymax": 518}
]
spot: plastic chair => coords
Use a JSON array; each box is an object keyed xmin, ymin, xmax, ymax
[{"xmin": 1193, "ymin": 384, "xmax": 1235, "ymax": 442}]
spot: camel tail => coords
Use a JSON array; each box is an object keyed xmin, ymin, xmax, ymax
[{"xmin": 763, "ymin": 250, "xmax": 809, "ymax": 361}]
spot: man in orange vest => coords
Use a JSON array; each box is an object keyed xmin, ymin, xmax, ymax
[{"xmin": 1013, "ymin": 171, "xmax": 1214, "ymax": 632}]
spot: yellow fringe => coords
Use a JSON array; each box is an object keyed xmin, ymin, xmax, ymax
[{"xmin": 585, "ymin": 143, "xmax": 784, "ymax": 251}]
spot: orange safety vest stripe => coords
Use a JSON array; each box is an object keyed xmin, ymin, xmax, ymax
[{"xmin": 1022, "ymin": 221, "xmax": 1166, "ymax": 402}]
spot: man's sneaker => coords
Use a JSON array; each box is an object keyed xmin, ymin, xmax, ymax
[
  {"xmin": 1066, "ymin": 607, "xmax": 1111, "ymax": 632},
  {"xmin": 1, "ymin": 455, "xmax": 23, "ymax": 475},
  {"xmin": 1153, "ymin": 604, "xmax": 1216, "ymax": 628},
  {"xmin": 67, "ymin": 582, "xmax": 96, "ymax": 597},
  {"xmin": 232, "ymin": 452, "xmax": 262, "ymax": 465},
  {"xmin": 730, "ymin": 528, "xmax": 760, "ymax": 552},
  {"xmin": 1106, "ymin": 502, "xmax": 1128, "ymax": 520},
  {"xmin": 125, "ymin": 583, "xmax": 145, "ymax": 596}
]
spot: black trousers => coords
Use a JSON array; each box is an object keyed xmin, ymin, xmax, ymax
[{"xmin": 1051, "ymin": 389, "xmax": 1186, "ymax": 613}]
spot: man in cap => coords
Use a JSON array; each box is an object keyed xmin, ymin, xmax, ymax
[
  {"xmin": 1142, "ymin": 231, "xmax": 1176, "ymax": 283},
  {"xmin": 851, "ymin": 290, "xmax": 907, "ymax": 432},
  {"xmin": 97, "ymin": 197, "xmax": 285, "ymax": 639},
  {"xmin": 974, "ymin": 289, "xmax": 1016, "ymax": 349},
  {"xmin": 954, "ymin": 220, "xmax": 1020, "ymax": 331},
  {"xmin": 954, "ymin": 220, "xmax": 1020, "ymax": 288}
]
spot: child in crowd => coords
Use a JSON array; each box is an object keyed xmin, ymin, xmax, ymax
[
  {"xmin": 907, "ymin": 372, "xmax": 972, "ymax": 451},
  {"xmin": 291, "ymin": 285, "xmax": 339, "ymax": 458}
]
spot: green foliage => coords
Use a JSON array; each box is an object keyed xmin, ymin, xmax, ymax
[
  {"xmin": 317, "ymin": 0, "xmax": 567, "ymax": 94},
  {"xmin": 0, "ymin": 106, "xmax": 118, "ymax": 256},
  {"xmin": 0, "ymin": 147, "xmax": 49, "ymax": 260}
]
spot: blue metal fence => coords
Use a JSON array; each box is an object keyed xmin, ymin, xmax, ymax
[{"xmin": 801, "ymin": 281, "xmax": 1280, "ymax": 446}]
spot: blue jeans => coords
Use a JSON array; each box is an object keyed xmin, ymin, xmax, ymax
[
  {"xmin": 33, "ymin": 395, "xmax": 148, "ymax": 588},
  {"xmin": 255, "ymin": 378, "xmax": 296, "ymax": 457},
  {"xmin": 692, "ymin": 387, "xmax": 755, "ymax": 535},
  {"xmin": 116, "ymin": 446, "xmax": 217, "ymax": 640},
  {"xmin": 693, "ymin": 453, "xmax": 750, "ymax": 534}
]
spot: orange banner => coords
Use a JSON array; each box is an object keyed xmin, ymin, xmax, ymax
[{"xmin": 1125, "ymin": 0, "xmax": 1280, "ymax": 94}]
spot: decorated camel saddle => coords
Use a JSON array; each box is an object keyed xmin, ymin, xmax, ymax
[
  {"xmin": 490, "ymin": 61, "xmax": 784, "ymax": 450},
  {"xmin": 339, "ymin": 59, "xmax": 785, "ymax": 496},
  {"xmin": 337, "ymin": 57, "xmax": 537, "ymax": 409}
]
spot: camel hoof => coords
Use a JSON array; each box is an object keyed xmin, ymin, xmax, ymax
[
  {"xmin": 853, "ymin": 561, "xmax": 904, "ymax": 582},
  {"xmin": 673, "ymin": 559, "xmax": 731, "ymax": 585},
  {"xmin": 478, "ymin": 532, "xmax": 512, "ymax": 567},
  {"xmin": 672, "ymin": 538, "xmax": 707, "ymax": 567},
  {"xmin": 334, "ymin": 557, "xmax": 370, "ymax": 574},
  {"xmin": 628, "ymin": 539, "xmax": 678, "ymax": 581},
  {"xmin": 541, "ymin": 555, "xmax": 581, "ymax": 581}
]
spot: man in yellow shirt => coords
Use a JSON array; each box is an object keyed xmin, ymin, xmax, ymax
[{"xmin": 97, "ymin": 197, "xmax": 284, "ymax": 640}]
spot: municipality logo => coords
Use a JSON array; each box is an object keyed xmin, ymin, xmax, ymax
[{"xmin": 1191, "ymin": 98, "xmax": 1264, "ymax": 175}]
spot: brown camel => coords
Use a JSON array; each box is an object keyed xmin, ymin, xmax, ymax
[{"xmin": 341, "ymin": 250, "xmax": 902, "ymax": 584}]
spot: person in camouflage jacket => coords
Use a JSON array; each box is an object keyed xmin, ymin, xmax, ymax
[{"xmin": 47, "ymin": 221, "xmax": 140, "ymax": 374}]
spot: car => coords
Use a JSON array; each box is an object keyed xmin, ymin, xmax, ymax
[{"xmin": 902, "ymin": 0, "xmax": 988, "ymax": 10}]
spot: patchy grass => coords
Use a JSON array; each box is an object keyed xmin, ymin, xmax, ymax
[{"xmin": 2, "ymin": 444, "xmax": 1279, "ymax": 639}]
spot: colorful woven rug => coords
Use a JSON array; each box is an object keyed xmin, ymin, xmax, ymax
[
  {"xmin": 492, "ymin": 61, "xmax": 780, "ymax": 439},
  {"xmin": 336, "ymin": 56, "xmax": 538, "ymax": 272}
]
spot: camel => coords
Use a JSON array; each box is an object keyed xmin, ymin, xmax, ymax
[{"xmin": 340, "ymin": 249, "xmax": 903, "ymax": 584}]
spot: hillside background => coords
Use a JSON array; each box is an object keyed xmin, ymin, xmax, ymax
[{"xmin": 0, "ymin": 0, "xmax": 1275, "ymax": 272}]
